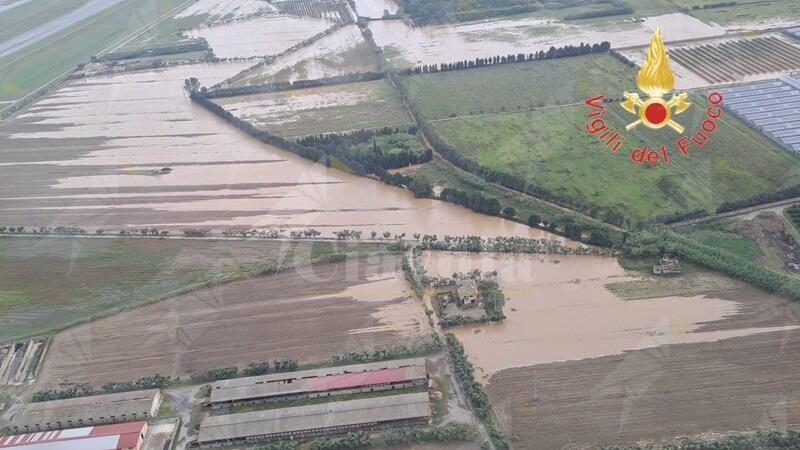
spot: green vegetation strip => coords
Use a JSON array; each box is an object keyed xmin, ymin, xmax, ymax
[
  {"xmin": 604, "ymin": 428, "xmax": 800, "ymax": 450},
  {"xmin": 0, "ymin": 237, "xmax": 390, "ymax": 342},
  {"xmin": 445, "ymin": 333, "xmax": 510, "ymax": 450},
  {"xmin": 625, "ymin": 226, "xmax": 800, "ymax": 301}
]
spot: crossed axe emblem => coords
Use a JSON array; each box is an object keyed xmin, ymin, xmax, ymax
[{"xmin": 621, "ymin": 92, "xmax": 691, "ymax": 133}]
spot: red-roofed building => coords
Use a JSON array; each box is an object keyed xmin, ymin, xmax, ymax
[
  {"xmin": 207, "ymin": 358, "xmax": 429, "ymax": 408},
  {"xmin": 0, "ymin": 421, "xmax": 147, "ymax": 450}
]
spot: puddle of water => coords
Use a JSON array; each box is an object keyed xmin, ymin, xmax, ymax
[
  {"xmin": 421, "ymin": 251, "xmax": 791, "ymax": 378},
  {"xmin": 187, "ymin": 15, "xmax": 333, "ymax": 59},
  {"xmin": 370, "ymin": 13, "xmax": 724, "ymax": 67}
]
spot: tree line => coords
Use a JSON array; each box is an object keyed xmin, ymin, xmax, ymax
[
  {"xmin": 190, "ymin": 359, "xmax": 299, "ymax": 382},
  {"xmin": 297, "ymin": 127, "xmax": 432, "ymax": 171},
  {"xmin": 203, "ymin": 72, "xmax": 385, "ymax": 99},
  {"xmin": 445, "ymin": 333, "xmax": 510, "ymax": 450},
  {"xmin": 716, "ymin": 182, "xmax": 800, "ymax": 213},
  {"xmin": 32, "ymin": 374, "xmax": 171, "ymax": 402},
  {"xmin": 388, "ymin": 70, "xmax": 624, "ymax": 246},
  {"xmin": 625, "ymin": 226, "xmax": 800, "ymax": 302},
  {"xmin": 400, "ymin": 42, "xmax": 611, "ymax": 75},
  {"xmin": 330, "ymin": 336, "xmax": 441, "ymax": 365}
]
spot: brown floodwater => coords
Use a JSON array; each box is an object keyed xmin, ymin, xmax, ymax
[
  {"xmin": 0, "ymin": 61, "xmax": 571, "ymax": 240},
  {"xmin": 370, "ymin": 13, "xmax": 724, "ymax": 67},
  {"xmin": 187, "ymin": 15, "xmax": 334, "ymax": 59},
  {"xmin": 422, "ymin": 251, "xmax": 799, "ymax": 378}
]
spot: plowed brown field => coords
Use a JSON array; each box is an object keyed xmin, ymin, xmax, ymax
[
  {"xmin": 38, "ymin": 255, "xmax": 430, "ymax": 387},
  {"xmin": 487, "ymin": 287, "xmax": 800, "ymax": 449}
]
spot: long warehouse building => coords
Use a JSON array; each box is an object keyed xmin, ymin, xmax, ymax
[
  {"xmin": 197, "ymin": 392, "xmax": 431, "ymax": 447},
  {"xmin": 207, "ymin": 358, "xmax": 428, "ymax": 408},
  {"xmin": 8, "ymin": 389, "xmax": 161, "ymax": 433}
]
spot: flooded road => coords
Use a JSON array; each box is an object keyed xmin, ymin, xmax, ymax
[
  {"xmin": 0, "ymin": 62, "xmax": 567, "ymax": 239},
  {"xmin": 422, "ymin": 251, "xmax": 798, "ymax": 378},
  {"xmin": 370, "ymin": 13, "xmax": 724, "ymax": 67}
]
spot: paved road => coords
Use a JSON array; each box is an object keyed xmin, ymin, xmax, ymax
[
  {"xmin": 0, "ymin": 0, "xmax": 127, "ymax": 60},
  {"xmin": 669, "ymin": 196, "xmax": 800, "ymax": 227}
]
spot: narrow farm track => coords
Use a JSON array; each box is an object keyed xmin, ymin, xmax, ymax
[{"xmin": 669, "ymin": 195, "xmax": 800, "ymax": 227}]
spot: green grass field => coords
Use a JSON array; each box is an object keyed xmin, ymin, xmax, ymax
[
  {"xmin": 673, "ymin": 0, "xmax": 800, "ymax": 25},
  {"xmin": 0, "ymin": 0, "xmax": 86, "ymax": 46},
  {"xmin": 410, "ymin": 159, "xmax": 564, "ymax": 221},
  {"xmin": 218, "ymin": 79, "xmax": 413, "ymax": 138},
  {"xmin": 0, "ymin": 0, "xmax": 194, "ymax": 105},
  {"xmin": 398, "ymin": 54, "xmax": 635, "ymax": 120},
  {"xmin": 432, "ymin": 100, "xmax": 800, "ymax": 222},
  {"xmin": 402, "ymin": 54, "xmax": 800, "ymax": 222},
  {"xmin": 0, "ymin": 237, "xmax": 389, "ymax": 342}
]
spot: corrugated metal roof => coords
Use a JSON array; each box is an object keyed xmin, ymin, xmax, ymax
[
  {"xmin": 0, "ymin": 421, "xmax": 146, "ymax": 449},
  {"xmin": 198, "ymin": 392, "xmax": 430, "ymax": 443},
  {"xmin": 11, "ymin": 390, "xmax": 159, "ymax": 429},
  {"xmin": 210, "ymin": 365, "xmax": 427, "ymax": 404},
  {"xmin": 209, "ymin": 358, "xmax": 425, "ymax": 391}
]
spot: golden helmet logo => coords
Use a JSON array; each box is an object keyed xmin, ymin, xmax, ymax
[
  {"xmin": 583, "ymin": 28, "xmax": 724, "ymax": 166},
  {"xmin": 621, "ymin": 28, "xmax": 691, "ymax": 133}
]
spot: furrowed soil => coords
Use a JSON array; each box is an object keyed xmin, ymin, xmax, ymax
[
  {"xmin": 0, "ymin": 236, "xmax": 387, "ymax": 342},
  {"xmin": 422, "ymin": 251, "xmax": 800, "ymax": 448},
  {"xmin": 37, "ymin": 254, "xmax": 431, "ymax": 387}
]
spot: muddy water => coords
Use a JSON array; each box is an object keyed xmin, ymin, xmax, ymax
[
  {"xmin": 422, "ymin": 251, "xmax": 798, "ymax": 378},
  {"xmin": 187, "ymin": 15, "xmax": 333, "ymax": 59},
  {"xmin": 0, "ymin": 61, "xmax": 572, "ymax": 240},
  {"xmin": 370, "ymin": 13, "xmax": 724, "ymax": 67},
  {"xmin": 176, "ymin": 0, "xmax": 277, "ymax": 21},
  {"xmin": 232, "ymin": 25, "xmax": 376, "ymax": 85},
  {"xmin": 352, "ymin": 0, "xmax": 398, "ymax": 19}
]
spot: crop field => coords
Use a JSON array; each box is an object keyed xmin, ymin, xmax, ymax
[
  {"xmin": 274, "ymin": 0, "xmax": 353, "ymax": 22},
  {"xmin": 398, "ymin": 54, "xmax": 634, "ymax": 120},
  {"xmin": 187, "ymin": 14, "xmax": 334, "ymax": 59},
  {"xmin": 669, "ymin": 35, "xmax": 800, "ymax": 84},
  {"xmin": 36, "ymin": 255, "xmax": 433, "ymax": 387},
  {"xmin": 228, "ymin": 25, "xmax": 377, "ymax": 86},
  {"xmin": 0, "ymin": 236, "xmax": 388, "ymax": 343},
  {"xmin": 535, "ymin": 0, "xmax": 677, "ymax": 20},
  {"xmin": 673, "ymin": 0, "xmax": 800, "ymax": 26},
  {"xmin": 488, "ymin": 281, "xmax": 800, "ymax": 448},
  {"xmin": 422, "ymin": 251, "xmax": 800, "ymax": 448},
  {"xmin": 407, "ymin": 54, "xmax": 800, "ymax": 223},
  {"xmin": 214, "ymin": 79, "xmax": 412, "ymax": 137},
  {"xmin": 113, "ymin": 0, "xmax": 280, "ymax": 55}
]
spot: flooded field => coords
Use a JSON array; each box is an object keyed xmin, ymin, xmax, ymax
[
  {"xmin": 188, "ymin": 15, "xmax": 333, "ymax": 59},
  {"xmin": 228, "ymin": 24, "xmax": 377, "ymax": 85},
  {"xmin": 352, "ymin": 0, "xmax": 398, "ymax": 19},
  {"xmin": 214, "ymin": 78, "xmax": 411, "ymax": 136},
  {"xmin": 422, "ymin": 251, "xmax": 800, "ymax": 447},
  {"xmin": 37, "ymin": 255, "xmax": 430, "ymax": 387},
  {"xmin": 0, "ymin": 62, "xmax": 564, "ymax": 239},
  {"xmin": 176, "ymin": 0, "xmax": 278, "ymax": 21},
  {"xmin": 620, "ymin": 32, "xmax": 800, "ymax": 90},
  {"xmin": 370, "ymin": 13, "xmax": 724, "ymax": 67},
  {"xmin": 423, "ymin": 251, "xmax": 797, "ymax": 377}
]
